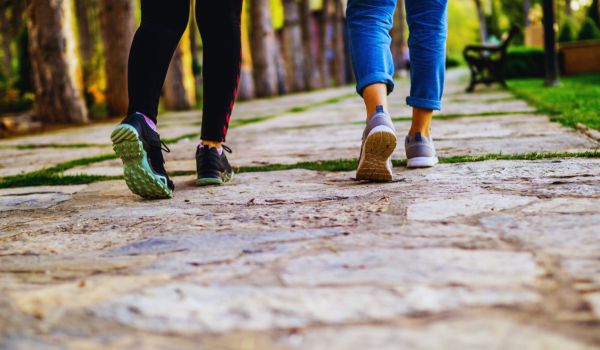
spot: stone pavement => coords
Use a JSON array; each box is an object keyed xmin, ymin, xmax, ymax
[{"xmin": 1, "ymin": 70, "xmax": 600, "ymax": 349}]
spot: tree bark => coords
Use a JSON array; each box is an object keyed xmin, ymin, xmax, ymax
[
  {"xmin": 299, "ymin": 0, "xmax": 320, "ymax": 90},
  {"xmin": 524, "ymin": 0, "xmax": 532, "ymax": 27},
  {"xmin": 282, "ymin": 0, "xmax": 306, "ymax": 92},
  {"xmin": 163, "ymin": 31, "xmax": 196, "ymax": 110},
  {"xmin": 0, "ymin": 7, "xmax": 12, "ymax": 77},
  {"xmin": 474, "ymin": 0, "xmax": 487, "ymax": 43},
  {"xmin": 391, "ymin": 0, "xmax": 407, "ymax": 74},
  {"xmin": 238, "ymin": 5, "xmax": 255, "ymax": 100},
  {"xmin": 27, "ymin": 0, "xmax": 88, "ymax": 124},
  {"xmin": 250, "ymin": 0, "xmax": 278, "ymax": 97},
  {"xmin": 318, "ymin": 0, "xmax": 331, "ymax": 87},
  {"xmin": 98, "ymin": 0, "xmax": 135, "ymax": 116},
  {"xmin": 332, "ymin": 0, "xmax": 346, "ymax": 86}
]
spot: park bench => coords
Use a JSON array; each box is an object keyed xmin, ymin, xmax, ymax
[{"xmin": 463, "ymin": 26, "xmax": 520, "ymax": 92}]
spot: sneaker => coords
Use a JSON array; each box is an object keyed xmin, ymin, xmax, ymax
[
  {"xmin": 356, "ymin": 105, "xmax": 397, "ymax": 182},
  {"xmin": 110, "ymin": 112, "xmax": 174, "ymax": 199},
  {"xmin": 405, "ymin": 132, "xmax": 439, "ymax": 168},
  {"xmin": 195, "ymin": 144, "xmax": 234, "ymax": 186}
]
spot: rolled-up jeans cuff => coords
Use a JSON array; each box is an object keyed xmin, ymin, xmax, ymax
[
  {"xmin": 406, "ymin": 96, "xmax": 441, "ymax": 111},
  {"xmin": 356, "ymin": 72, "xmax": 395, "ymax": 97}
]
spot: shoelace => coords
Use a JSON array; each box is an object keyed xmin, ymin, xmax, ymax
[{"xmin": 161, "ymin": 141, "xmax": 171, "ymax": 153}]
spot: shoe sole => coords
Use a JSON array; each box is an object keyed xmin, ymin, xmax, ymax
[
  {"xmin": 407, "ymin": 156, "xmax": 439, "ymax": 168},
  {"xmin": 111, "ymin": 124, "xmax": 173, "ymax": 199},
  {"xmin": 195, "ymin": 172, "xmax": 234, "ymax": 187},
  {"xmin": 356, "ymin": 127, "xmax": 397, "ymax": 182}
]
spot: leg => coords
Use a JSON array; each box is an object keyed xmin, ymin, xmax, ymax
[
  {"xmin": 403, "ymin": 0, "xmax": 447, "ymax": 168},
  {"xmin": 405, "ymin": 0, "xmax": 448, "ymax": 136},
  {"xmin": 127, "ymin": 0, "xmax": 190, "ymax": 123},
  {"xmin": 196, "ymin": 0, "xmax": 243, "ymax": 145},
  {"xmin": 346, "ymin": 0, "xmax": 396, "ymax": 120},
  {"xmin": 347, "ymin": 0, "xmax": 398, "ymax": 181}
]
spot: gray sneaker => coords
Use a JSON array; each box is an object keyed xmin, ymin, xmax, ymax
[
  {"xmin": 356, "ymin": 105, "xmax": 397, "ymax": 181},
  {"xmin": 405, "ymin": 132, "xmax": 439, "ymax": 168}
]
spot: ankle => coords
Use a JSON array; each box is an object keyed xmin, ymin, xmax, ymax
[
  {"xmin": 408, "ymin": 128, "xmax": 430, "ymax": 137},
  {"xmin": 201, "ymin": 140, "xmax": 222, "ymax": 149}
]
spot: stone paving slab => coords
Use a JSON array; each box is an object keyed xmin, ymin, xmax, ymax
[
  {"xmin": 1, "ymin": 69, "xmax": 600, "ymax": 349},
  {"xmin": 2, "ymin": 158, "xmax": 600, "ymax": 348},
  {"xmin": 64, "ymin": 113, "xmax": 598, "ymax": 177}
]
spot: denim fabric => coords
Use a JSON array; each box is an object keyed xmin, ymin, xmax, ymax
[{"xmin": 346, "ymin": 0, "xmax": 448, "ymax": 111}]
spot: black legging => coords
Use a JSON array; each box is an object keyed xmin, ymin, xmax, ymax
[{"xmin": 127, "ymin": 0, "xmax": 242, "ymax": 142}]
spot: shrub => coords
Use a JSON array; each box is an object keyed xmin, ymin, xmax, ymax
[
  {"xmin": 446, "ymin": 55, "xmax": 462, "ymax": 68},
  {"xmin": 504, "ymin": 47, "xmax": 545, "ymax": 79},
  {"xmin": 578, "ymin": 18, "xmax": 600, "ymax": 40},
  {"xmin": 559, "ymin": 17, "xmax": 579, "ymax": 42}
]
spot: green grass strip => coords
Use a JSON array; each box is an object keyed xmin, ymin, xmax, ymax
[
  {"xmin": 507, "ymin": 74, "xmax": 600, "ymax": 131},
  {"xmin": 3, "ymin": 150, "xmax": 599, "ymax": 189}
]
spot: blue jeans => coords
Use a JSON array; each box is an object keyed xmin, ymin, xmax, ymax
[{"xmin": 347, "ymin": 0, "xmax": 448, "ymax": 111}]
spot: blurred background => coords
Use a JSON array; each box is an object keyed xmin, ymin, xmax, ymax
[{"xmin": 0, "ymin": 0, "xmax": 598, "ymax": 137}]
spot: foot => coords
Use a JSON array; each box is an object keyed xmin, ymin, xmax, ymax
[
  {"xmin": 356, "ymin": 105, "xmax": 397, "ymax": 182},
  {"xmin": 111, "ymin": 112, "xmax": 174, "ymax": 199},
  {"xmin": 405, "ymin": 132, "xmax": 439, "ymax": 168},
  {"xmin": 196, "ymin": 144, "xmax": 234, "ymax": 186}
]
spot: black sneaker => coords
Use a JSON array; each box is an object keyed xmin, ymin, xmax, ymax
[
  {"xmin": 110, "ymin": 112, "xmax": 174, "ymax": 199},
  {"xmin": 195, "ymin": 145, "xmax": 234, "ymax": 186}
]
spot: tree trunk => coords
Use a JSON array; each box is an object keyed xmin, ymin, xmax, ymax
[
  {"xmin": 391, "ymin": 0, "xmax": 407, "ymax": 74},
  {"xmin": 332, "ymin": 0, "xmax": 346, "ymax": 86},
  {"xmin": 238, "ymin": 5, "xmax": 255, "ymax": 100},
  {"xmin": 27, "ymin": 0, "xmax": 88, "ymax": 124},
  {"xmin": 524, "ymin": 0, "xmax": 532, "ymax": 27},
  {"xmin": 189, "ymin": 17, "xmax": 202, "ymax": 102},
  {"xmin": 98, "ymin": 0, "xmax": 135, "ymax": 116},
  {"xmin": 163, "ymin": 31, "xmax": 196, "ymax": 110},
  {"xmin": 0, "ymin": 8, "xmax": 12, "ymax": 77},
  {"xmin": 282, "ymin": 0, "xmax": 306, "ymax": 92},
  {"xmin": 318, "ymin": 0, "xmax": 331, "ymax": 87},
  {"xmin": 250, "ymin": 0, "xmax": 278, "ymax": 97},
  {"xmin": 299, "ymin": 0, "xmax": 320, "ymax": 90},
  {"xmin": 474, "ymin": 0, "xmax": 487, "ymax": 43}
]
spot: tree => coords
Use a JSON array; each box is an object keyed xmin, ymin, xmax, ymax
[
  {"xmin": 331, "ymin": 0, "xmax": 346, "ymax": 86},
  {"xmin": 391, "ymin": 0, "xmax": 407, "ymax": 74},
  {"xmin": 299, "ymin": 0, "xmax": 320, "ymax": 90},
  {"xmin": 578, "ymin": 17, "xmax": 600, "ymax": 40},
  {"xmin": 163, "ymin": 32, "xmax": 196, "ymax": 110},
  {"xmin": 27, "ymin": 0, "xmax": 88, "ymax": 124},
  {"xmin": 588, "ymin": 0, "xmax": 600, "ymax": 28},
  {"xmin": 474, "ymin": 0, "xmax": 488, "ymax": 42},
  {"xmin": 282, "ymin": 0, "xmax": 306, "ymax": 92},
  {"xmin": 250, "ymin": 0, "xmax": 278, "ymax": 97},
  {"xmin": 0, "ymin": 5, "xmax": 13, "ymax": 77},
  {"xmin": 318, "ymin": 0, "xmax": 331, "ymax": 87},
  {"xmin": 74, "ymin": 0, "xmax": 99, "ymax": 102},
  {"xmin": 98, "ymin": 0, "xmax": 135, "ymax": 116},
  {"xmin": 238, "ymin": 5, "xmax": 255, "ymax": 100}
]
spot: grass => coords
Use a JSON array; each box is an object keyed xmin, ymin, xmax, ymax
[
  {"xmin": 3, "ymin": 150, "xmax": 600, "ymax": 189},
  {"xmin": 508, "ymin": 73, "xmax": 600, "ymax": 131}
]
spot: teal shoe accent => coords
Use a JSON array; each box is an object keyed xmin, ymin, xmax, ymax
[
  {"xmin": 111, "ymin": 124, "xmax": 173, "ymax": 199},
  {"xmin": 195, "ymin": 171, "xmax": 234, "ymax": 187}
]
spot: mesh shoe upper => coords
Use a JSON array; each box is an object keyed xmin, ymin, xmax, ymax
[{"xmin": 196, "ymin": 145, "xmax": 233, "ymax": 181}]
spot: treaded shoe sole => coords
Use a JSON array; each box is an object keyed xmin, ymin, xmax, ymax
[
  {"xmin": 356, "ymin": 127, "xmax": 397, "ymax": 182},
  {"xmin": 111, "ymin": 124, "xmax": 173, "ymax": 199},
  {"xmin": 195, "ymin": 172, "xmax": 234, "ymax": 187},
  {"xmin": 407, "ymin": 156, "xmax": 439, "ymax": 168}
]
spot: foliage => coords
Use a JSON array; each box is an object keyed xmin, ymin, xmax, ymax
[
  {"xmin": 559, "ymin": 17, "xmax": 579, "ymax": 42},
  {"xmin": 588, "ymin": 0, "xmax": 600, "ymax": 27},
  {"xmin": 446, "ymin": 55, "xmax": 462, "ymax": 68},
  {"xmin": 508, "ymin": 73, "xmax": 600, "ymax": 131},
  {"xmin": 578, "ymin": 17, "xmax": 600, "ymax": 40},
  {"xmin": 447, "ymin": 0, "xmax": 479, "ymax": 57},
  {"xmin": 504, "ymin": 47, "xmax": 545, "ymax": 79}
]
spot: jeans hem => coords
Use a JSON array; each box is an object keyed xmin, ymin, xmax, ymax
[
  {"xmin": 356, "ymin": 72, "xmax": 395, "ymax": 97},
  {"xmin": 406, "ymin": 96, "xmax": 441, "ymax": 111}
]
